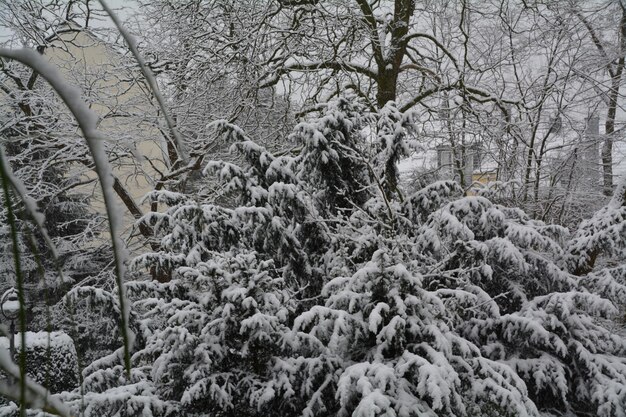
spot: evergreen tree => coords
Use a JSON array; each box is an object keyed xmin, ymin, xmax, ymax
[{"xmin": 35, "ymin": 97, "xmax": 626, "ymax": 417}]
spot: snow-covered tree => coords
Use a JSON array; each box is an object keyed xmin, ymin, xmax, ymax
[{"xmin": 35, "ymin": 97, "xmax": 626, "ymax": 417}]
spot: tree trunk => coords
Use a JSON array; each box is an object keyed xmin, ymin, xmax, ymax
[
  {"xmin": 602, "ymin": 120, "xmax": 615, "ymax": 196},
  {"xmin": 376, "ymin": 70, "xmax": 399, "ymax": 108},
  {"xmin": 374, "ymin": 0, "xmax": 415, "ymax": 108},
  {"xmin": 601, "ymin": 6, "xmax": 626, "ymax": 196}
]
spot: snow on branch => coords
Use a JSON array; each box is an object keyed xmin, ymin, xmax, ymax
[
  {"xmin": 98, "ymin": 0, "xmax": 188, "ymax": 164},
  {"xmin": 0, "ymin": 145, "xmax": 60, "ymax": 266},
  {"xmin": 0, "ymin": 47, "xmax": 134, "ymax": 376}
]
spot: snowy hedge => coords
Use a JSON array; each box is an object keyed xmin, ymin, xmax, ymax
[{"xmin": 0, "ymin": 331, "xmax": 79, "ymax": 394}]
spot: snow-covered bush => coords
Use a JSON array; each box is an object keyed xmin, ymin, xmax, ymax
[
  {"xmin": 567, "ymin": 181, "xmax": 626, "ymax": 276},
  {"xmin": 0, "ymin": 331, "xmax": 78, "ymax": 394},
  {"xmin": 46, "ymin": 97, "xmax": 626, "ymax": 417}
]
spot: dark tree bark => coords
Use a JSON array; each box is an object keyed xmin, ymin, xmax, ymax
[{"xmin": 577, "ymin": 4, "xmax": 626, "ymax": 196}]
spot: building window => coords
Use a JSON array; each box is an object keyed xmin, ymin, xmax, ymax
[{"xmin": 437, "ymin": 146, "xmax": 452, "ymax": 168}]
